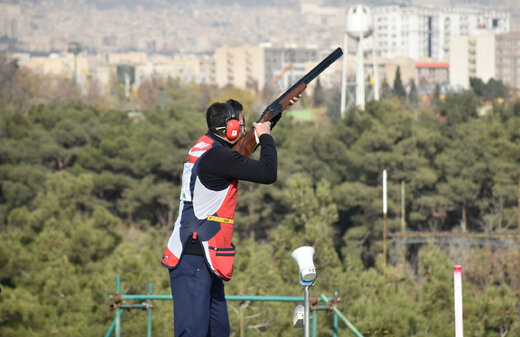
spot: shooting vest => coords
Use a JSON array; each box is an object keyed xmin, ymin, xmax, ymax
[{"xmin": 161, "ymin": 134, "xmax": 238, "ymax": 280}]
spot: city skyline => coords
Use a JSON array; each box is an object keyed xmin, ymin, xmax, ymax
[
  {"xmin": 1, "ymin": 0, "xmax": 520, "ymax": 55},
  {"xmin": 3, "ymin": 0, "xmax": 520, "ymax": 98}
]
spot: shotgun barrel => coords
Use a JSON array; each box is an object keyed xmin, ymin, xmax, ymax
[
  {"xmin": 264, "ymin": 47, "xmax": 344, "ymax": 119},
  {"xmin": 233, "ymin": 47, "xmax": 343, "ymax": 157}
]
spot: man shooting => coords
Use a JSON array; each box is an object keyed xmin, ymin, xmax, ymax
[{"xmin": 161, "ymin": 96, "xmax": 299, "ymax": 337}]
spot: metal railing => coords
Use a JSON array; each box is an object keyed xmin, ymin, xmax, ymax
[{"xmin": 105, "ymin": 275, "xmax": 363, "ymax": 337}]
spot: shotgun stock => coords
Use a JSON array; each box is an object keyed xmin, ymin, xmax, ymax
[{"xmin": 232, "ymin": 47, "xmax": 343, "ymax": 157}]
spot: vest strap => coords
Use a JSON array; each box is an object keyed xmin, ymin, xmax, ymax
[{"xmin": 207, "ymin": 215, "xmax": 234, "ymax": 224}]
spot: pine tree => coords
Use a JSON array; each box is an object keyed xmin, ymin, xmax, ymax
[
  {"xmin": 381, "ymin": 78, "xmax": 392, "ymax": 99},
  {"xmin": 408, "ymin": 79, "xmax": 418, "ymax": 108},
  {"xmin": 312, "ymin": 77, "xmax": 325, "ymax": 107},
  {"xmin": 433, "ymin": 83, "xmax": 441, "ymax": 104},
  {"xmin": 393, "ymin": 66, "xmax": 406, "ymax": 98}
]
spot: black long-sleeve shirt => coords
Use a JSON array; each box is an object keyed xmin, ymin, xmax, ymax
[
  {"xmin": 198, "ymin": 132, "xmax": 277, "ymax": 190},
  {"xmin": 184, "ymin": 132, "xmax": 277, "ymax": 256}
]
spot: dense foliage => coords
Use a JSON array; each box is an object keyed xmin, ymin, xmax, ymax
[{"xmin": 1, "ymin": 58, "xmax": 520, "ymax": 336}]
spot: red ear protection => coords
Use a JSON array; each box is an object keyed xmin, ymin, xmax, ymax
[
  {"xmin": 224, "ymin": 102, "xmax": 241, "ymax": 140},
  {"xmin": 226, "ymin": 119, "xmax": 241, "ymax": 140}
]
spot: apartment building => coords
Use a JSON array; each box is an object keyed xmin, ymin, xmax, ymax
[
  {"xmin": 372, "ymin": 5, "xmax": 509, "ymax": 61},
  {"xmin": 135, "ymin": 55, "xmax": 212, "ymax": 87},
  {"xmin": 495, "ymin": 32, "xmax": 520, "ymax": 94},
  {"xmin": 449, "ymin": 32, "xmax": 520, "ymax": 94},
  {"xmin": 450, "ymin": 34, "xmax": 495, "ymax": 89},
  {"xmin": 415, "ymin": 61, "xmax": 449, "ymax": 87},
  {"xmin": 0, "ymin": 3, "xmax": 21, "ymax": 39},
  {"xmin": 215, "ymin": 44, "xmax": 266, "ymax": 92},
  {"xmin": 214, "ymin": 44, "xmax": 338, "ymax": 94}
]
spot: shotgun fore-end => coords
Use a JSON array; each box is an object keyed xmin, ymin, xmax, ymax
[{"xmin": 233, "ymin": 110, "xmax": 274, "ymax": 157}]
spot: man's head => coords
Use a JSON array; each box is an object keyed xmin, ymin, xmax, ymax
[{"xmin": 206, "ymin": 99, "xmax": 245, "ymax": 142}]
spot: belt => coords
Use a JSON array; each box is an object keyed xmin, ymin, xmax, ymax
[{"xmin": 207, "ymin": 215, "xmax": 234, "ymax": 224}]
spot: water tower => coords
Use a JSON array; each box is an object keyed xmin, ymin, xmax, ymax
[{"xmin": 340, "ymin": 5, "xmax": 379, "ymax": 115}]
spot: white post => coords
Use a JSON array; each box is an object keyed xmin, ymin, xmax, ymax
[
  {"xmin": 356, "ymin": 33, "xmax": 365, "ymax": 110},
  {"xmin": 383, "ymin": 169, "xmax": 387, "ymax": 272},
  {"xmin": 372, "ymin": 35, "xmax": 379, "ymax": 101},
  {"xmin": 383, "ymin": 169, "xmax": 387, "ymax": 214},
  {"xmin": 340, "ymin": 32, "xmax": 349, "ymax": 119},
  {"xmin": 454, "ymin": 265, "xmax": 463, "ymax": 337}
]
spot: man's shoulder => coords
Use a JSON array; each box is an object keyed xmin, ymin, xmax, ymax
[
  {"xmin": 203, "ymin": 144, "xmax": 237, "ymax": 159},
  {"xmin": 192, "ymin": 135, "xmax": 216, "ymax": 150}
]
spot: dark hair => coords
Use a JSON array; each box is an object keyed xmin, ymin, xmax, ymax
[
  {"xmin": 206, "ymin": 99, "xmax": 243, "ymax": 136},
  {"xmin": 226, "ymin": 99, "xmax": 243, "ymax": 113}
]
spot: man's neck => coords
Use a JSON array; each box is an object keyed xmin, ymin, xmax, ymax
[{"xmin": 209, "ymin": 132, "xmax": 234, "ymax": 147}]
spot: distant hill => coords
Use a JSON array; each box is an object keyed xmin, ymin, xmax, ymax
[{"xmin": 20, "ymin": 0, "xmax": 301, "ymax": 9}]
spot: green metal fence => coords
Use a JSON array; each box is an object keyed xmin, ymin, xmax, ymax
[{"xmin": 105, "ymin": 275, "xmax": 363, "ymax": 337}]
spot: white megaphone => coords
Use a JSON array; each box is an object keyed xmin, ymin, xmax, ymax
[{"xmin": 291, "ymin": 246, "xmax": 316, "ymax": 282}]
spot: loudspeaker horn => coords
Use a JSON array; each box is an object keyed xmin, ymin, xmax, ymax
[{"xmin": 291, "ymin": 246, "xmax": 316, "ymax": 281}]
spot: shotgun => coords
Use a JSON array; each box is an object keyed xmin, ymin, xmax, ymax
[{"xmin": 232, "ymin": 47, "xmax": 343, "ymax": 157}]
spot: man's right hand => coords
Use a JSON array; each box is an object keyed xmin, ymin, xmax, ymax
[{"xmin": 253, "ymin": 121, "xmax": 271, "ymax": 137}]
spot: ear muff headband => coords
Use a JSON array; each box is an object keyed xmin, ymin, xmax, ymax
[{"xmin": 224, "ymin": 102, "xmax": 241, "ymax": 140}]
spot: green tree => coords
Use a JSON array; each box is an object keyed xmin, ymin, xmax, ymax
[
  {"xmin": 437, "ymin": 91, "xmax": 479, "ymax": 125},
  {"xmin": 470, "ymin": 77, "xmax": 486, "ymax": 97},
  {"xmin": 392, "ymin": 66, "xmax": 406, "ymax": 99},
  {"xmin": 408, "ymin": 79, "xmax": 418, "ymax": 108},
  {"xmin": 432, "ymin": 83, "xmax": 441, "ymax": 105},
  {"xmin": 381, "ymin": 77, "xmax": 392, "ymax": 100},
  {"xmin": 325, "ymin": 87, "xmax": 341, "ymax": 119},
  {"xmin": 3, "ymin": 72, "xmax": 520, "ymax": 336},
  {"xmin": 312, "ymin": 77, "xmax": 325, "ymax": 107},
  {"xmin": 484, "ymin": 78, "xmax": 508, "ymax": 101}
]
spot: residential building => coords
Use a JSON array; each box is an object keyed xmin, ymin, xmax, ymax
[
  {"xmin": 415, "ymin": 61, "xmax": 449, "ymax": 87},
  {"xmin": 372, "ymin": 5, "xmax": 509, "ymax": 61},
  {"xmin": 449, "ymin": 32, "xmax": 520, "ymax": 94},
  {"xmin": 135, "ymin": 55, "xmax": 210, "ymax": 87},
  {"xmin": 214, "ymin": 44, "xmax": 338, "ymax": 94},
  {"xmin": 495, "ymin": 32, "xmax": 520, "ymax": 94},
  {"xmin": 0, "ymin": 3, "xmax": 21, "ymax": 39},
  {"xmin": 449, "ymin": 34, "xmax": 495, "ymax": 90},
  {"xmin": 215, "ymin": 44, "xmax": 266, "ymax": 93}
]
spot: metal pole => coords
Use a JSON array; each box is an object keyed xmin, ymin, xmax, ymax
[
  {"xmin": 312, "ymin": 306, "xmax": 317, "ymax": 337},
  {"xmin": 333, "ymin": 291, "xmax": 338, "ymax": 337},
  {"xmin": 340, "ymin": 31, "xmax": 349, "ymax": 119},
  {"xmin": 371, "ymin": 35, "xmax": 379, "ymax": 101},
  {"xmin": 105, "ymin": 317, "xmax": 116, "ymax": 337},
  {"xmin": 356, "ymin": 33, "xmax": 365, "ymax": 110},
  {"xmin": 115, "ymin": 275, "xmax": 121, "ymax": 337},
  {"xmin": 383, "ymin": 170, "xmax": 387, "ymax": 277},
  {"xmin": 147, "ymin": 283, "xmax": 153, "ymax": 337},
  {"xmin": 105, "ymin": 310, "xmax": 125, "ymax": 337},
  {"xmin": 401, "ymin": 180, "xmax": 406, "ymax": 277},
  {"xmin": 319, "ymin": 295, "xmax": 364, "ymax": 337},
  {"xmin": 112, "ymin": 294, "xmax": 307, "ymax": 301},
  {"xmin": 240, "ymin": 303, "xmax": 245, "ymax": 337},
  {"xmin": 304, "ymin": 284, "xmax": 311, "ymax": 337}
]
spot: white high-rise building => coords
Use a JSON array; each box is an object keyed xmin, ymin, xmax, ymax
[
  {"xmin": 450, "ymin": 32, "xmax": 520, "ymax": 93},
  {"xmin": 0, "ymin": 3, "xmax": 22, "ymax": 38},
  {"xmin": 449, "ymin": 34, "xmax": 496, "ymax": 90},
  {"xmin": 372, "ymin": 5, "xmax": 509, "ymax": 61}
]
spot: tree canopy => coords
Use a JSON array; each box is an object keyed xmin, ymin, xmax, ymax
[{"xmin": 1, "ymin": 58, "xmax": 520, "ymax": 336}]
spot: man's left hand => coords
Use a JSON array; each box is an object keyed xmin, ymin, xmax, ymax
[{"xmin": 288, "ymin": 94, "xmax": 301, "ymax": 106}]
